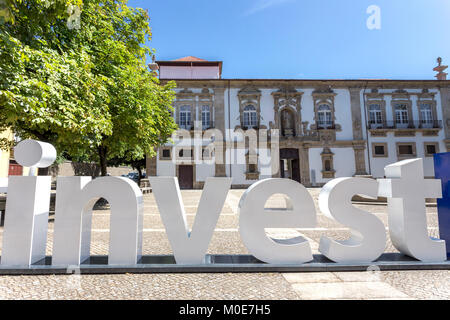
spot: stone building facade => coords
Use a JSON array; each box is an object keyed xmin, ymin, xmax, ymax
[{"xmin": 146, "ymin": 57, "xmax": 450, "ymax": 189}]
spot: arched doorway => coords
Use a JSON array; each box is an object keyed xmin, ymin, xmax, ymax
[{"xmin": 279, "ymin": 148, "xmax": 300, "ymax": 183}]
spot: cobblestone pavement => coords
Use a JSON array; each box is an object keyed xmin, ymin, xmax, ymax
[{"xmin": 0, "ymin": 189, "xmax": 448, "ymax": 300}]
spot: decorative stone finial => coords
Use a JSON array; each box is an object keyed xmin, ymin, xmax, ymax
[
  {"xmin": 148, "ymin": 55, "xmax": 159, "ymax": 71},
  {"xmin": 433, "ymin": 57, "xmax": 448, "ymax": 80}
]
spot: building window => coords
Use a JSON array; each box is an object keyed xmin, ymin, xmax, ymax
[
  {"xmin": 177, "ymin": 148, "xmax": 193, "ymax": 161},
  {"xmin": 202, "ymin": 147, "xmax": 214, "ymax": 161},
  {"xmin": 424, "ymin": 142, "xmax": 439, "ymax": 157},
  {"xmin": 324, "ymin": 160, "xmax": 331, "ymax": 171},
  {"xmin": 201, "ymin": 105, "xmax": 211, "ymax": 130},
  {"xmin": 179, "ymin": 105, "xmax": 192, "ymax": 130},
  {"xmin": 317, "ymin": 104, "xmax": 333, "ymax": 129},
  {"xmin": 394, "ymin": 104, "xmax": 409, "ymax": 127},
  {"xmin": 243, "ymin": 105, "xmax": 258, "ymax": 129},
  {"xmin": 280, "ymin": 108, "xmax": 296, "ymax": 137},
  {"xmin": 272, "ymin": 88, "xmax": 303, "ymax": 138},
  {"xmin": 420, "ymin": 103, "xmax": 433, "ymax": 127},
  {"xmin": 396, "ymin": 142, "xmax": 416, "ymax": 159},
  {"xmin": 374, "ymin": 146, "xmax": 385, "ymax": 156},
  {"xmin": 160, "ymin": 148, "xmax": 172, "ymax": 161},
  {"xmin": 321, "ymin": 148, "xmax": 335, "ymax": 178},
  {"xmin": 238, "ymin": 87, "xmax": 261, "ymax": 130},
  {"xmin": 312, "ymin": 88, "xmax": 339, "ymax": 133},
  {"xmin": 369, "ymin": 104, "xmax": 383, "ymax": 126},
  {"xmin": 399, "ymin": 145, "xmax": 413, "ymax": 155},
  {"xmin": 372, "ymin": 143, "xmax": 388, "ymax": 158},
  {"xmin": 245, "ymin": 150, "xmax": 259, "ymax": 180}
]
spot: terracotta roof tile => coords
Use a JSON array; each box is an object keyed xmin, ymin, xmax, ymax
[{"xmin": 173, "ymin": 56, "xmax": 208, "ymax": 62}]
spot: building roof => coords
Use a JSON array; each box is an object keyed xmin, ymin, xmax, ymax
[
  {"xmin": 156, "ymin": 57, "xmax": 223, "ymax": 78},
  {"xmin": 172, "ymin": 56, "xmax": 209, "ymax": 62}
]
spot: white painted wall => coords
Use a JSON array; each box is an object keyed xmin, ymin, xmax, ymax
[
  {"xmin": 160, "ymin": 66, "xmax": 220, "ymax": 79},
  {"xmin": 361, "ymin": 89, "xmax": 445, "ymax": 178},
  {"xmin": 161, "ymin": 85, "xmax": 447, "ymax": 186},
  {"xmin": 224, "ymin": 148, "xmax": 272, "ymax": 185},
  {"xmin": 309, "ymin": 147, "xmax": 356, "ymax": 184},
  {"xmin": 309, "ymin": 148, "xmax": 323, "ymax": 184},
  {"xmin": 332, "ymin": 147, "xmax": 356, "ymax": 178},
  {"xmin": 227, "ymin": 88, "xmax": 241, "ymax": 133},
  {"xmin": 156, "ymin": 156, "xmax": 176, "ymax": 177},
  {"xmin": 334, "ymin": 89, "xmax": 354, "ymax": 141},
  {"xmin": 369, "ymin": 132, "xmax": 444, "ymax": 178},
  {"xmin": 300, "ymin": 89, "xmax": 315, "ymax": 126},
  {"xmin": 259, "ymin": 89, "xmax": 276, "ymax": 127},
  {"xmin": 196, "ymin": 163, "xmax": 215, "ymax": 182}
]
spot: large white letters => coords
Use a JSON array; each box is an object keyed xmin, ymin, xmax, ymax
[
  {"xmin": 1, "ymin": 140, "xmax": 56, "ymax": 266},
  {"xmin": 0, "ymin": 177, "xmax": 7, "ymax": 193},
  {"xmin": 52, "ymin": 177, "xmax": 144, "ymax": 266},
  {"xmin": 150, "ymin": 177, "xmax": 232, "ymax": 264},
  {"xmin": 1, "ymin": 139, "xmax": 447, "ymax": 267},
  {"xmin": 14, "ymin": 139, "xmax": 57, "ymax": 169},
  {"xmin": 2, "ymin": 176, "xmax": 51, "ymax": 266},
  {"xmin": 378, "ymin": 158, "xmax": 446, "ymax": 262},
  {"xmin": 319, "ymin": 178, "xmax": 386, "ymax": 263},
  {"xmin": 238, "ymin": 179, "xmax": 316, "ymax": 264}
]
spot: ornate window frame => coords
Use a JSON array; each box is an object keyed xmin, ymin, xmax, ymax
[
  {"xmin": 178, "ymin": 105, "xmax": 193, "ymax": 130},
  {"xmin": 271, "ymin": 87, "xmax": 303, "ymax": 137},
  {"xmin": 365, "ymin": 90, "xmax": 387, "ymax": 129},
  {"xmin": 174, "ymin": 88, "xmax": 195, "ymax": 131},
  {"xmin": 417, "ymin": 90, "xmax": 438, "ymax": 127},
  {"xmin": 391, "ymin": 90, "xmax": 413, "ymax": 128},
  {"xmin": 202, "ymin": 146, "xmax": 214, "ymax": 161},
  {"xmin": 198, "ymin": 87, "xmax": 214, "ymax": 130},
  {"xmin": 372, "ymin": 143, "xmax": 388, "ymax": 158},
  {"xmin": 175, "ymin": 147, "xmax": 193, "ymax": 163},
  {"xmin": 245, "ymin": 149, "xmax": 260, "ymax": 180},
  {"xmin": 321, "ymin": 147, "xmax": 335, "ymax": 179},
  {"xmin": 159, "ymin": 147, "xmax": 173, "ymax": 161},
  {"xmin": 396, "ymin": 142, "xmax": 417, "ymax": 160},
  {"xmin": 424, "ymin": 142, "xmax": 440, "ymax": 157},
  {"xmin": 243, "ymin": 105, "xmax": 258, "ymax": 128},
  {"xmin": 174, "ymin": 87, "xmax": 215, "ymax": 131},
  {"xmin": 317, "ymin": 103, "xmax": 333, "ymax": 129},
  {"xmin": 368, "ymin": 104, "xmax": 383, "ymax": 125},
  {"xmin": 201, "ymin": 105, "xmax": 212, "ymax": 130},
  {"xmin": 238, "ymin": 87, "xmax": 261, "ymax": 130},
  {"xmin": 311, "ymin": 88, "xmax": 340, "ymax": 131}
]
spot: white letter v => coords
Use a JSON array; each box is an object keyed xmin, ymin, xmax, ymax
[{"xmin": 149, "ymin": 177, "xmax": 232, "ymax": 264}]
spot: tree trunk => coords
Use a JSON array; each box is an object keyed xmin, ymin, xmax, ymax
[
  {"xmin": 137, "ymin": 167, "xmax": 142, "ymax": 186},
  {"xmin": 98, "ymin": 145, "xmax": 108, "ymax": 177},
  {"xmin": 38, "ymin": 167, "xmax": 49, "ymax": 176}
]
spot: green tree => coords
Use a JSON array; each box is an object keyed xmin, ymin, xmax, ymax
[{"xmin": 0, "ymin": 0, "xmax": 177, "ymax": 175}]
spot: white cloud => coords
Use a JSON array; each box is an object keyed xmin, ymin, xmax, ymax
[{"xmin": 244, "ymin": 0, "xmax": 294, "ymax": 16}]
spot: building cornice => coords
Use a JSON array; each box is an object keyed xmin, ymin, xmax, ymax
[{"xmin": 161, "ymin": 79, "xmax": 450, "ymax": 89}]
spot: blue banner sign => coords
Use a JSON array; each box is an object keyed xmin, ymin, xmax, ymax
[{"xmin": 434, "ymin": 152, "xmax": 450, "ymax": 258}]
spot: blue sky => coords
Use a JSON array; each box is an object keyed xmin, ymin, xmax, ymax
[{"xmin": 128, "ymin": 0, "xmax": 450, "ymax": 80}]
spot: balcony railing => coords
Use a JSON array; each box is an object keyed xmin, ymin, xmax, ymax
[
  {"xmin": 316, "ymin": 122, "xmax": 336, "ymax": 130},
  {"xmin": 367, "ymin": 120, "xmax": 442, "ymax": 130},
  {"xmin": 177, "ymin": 121, "xmax": 215, "ymax": 131},
  {"xmin": 202, "ymin": 121, "xmax": 215, "ymax": 130},
  {"xmin": 241, "ymin": 125, "xmax": 260, "ymax": 130}
]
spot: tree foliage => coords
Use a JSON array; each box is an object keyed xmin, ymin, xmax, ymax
[{"xmin": 0, "ymin": 0, "xmax": 177, "ymax": 175}]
